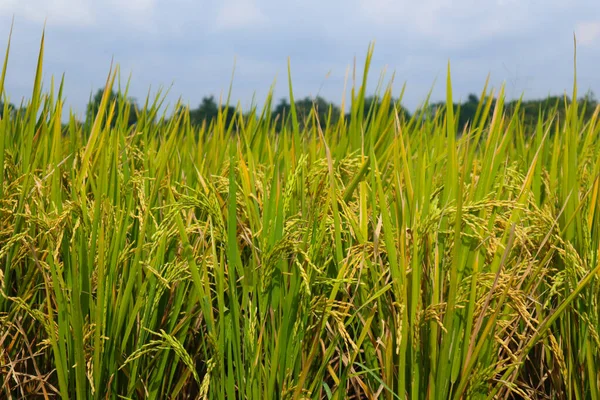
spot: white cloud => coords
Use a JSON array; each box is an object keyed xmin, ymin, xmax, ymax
[
  {"xmin": 106, "ymin": 0, "xmax": 157, "ymax": 28},
  {"xmin": 356, "ymin": 0, "xmax": 569, "ymax": 49},
  {"xmin": 0, "ymin": 0, "xmax": 95, "ymax": 27},
  {"xmin": 0, "ymin": 0, "xmax": 159, "ymax": 30},
  {"xmin": 358, "ymin": 0, "xmax": 447, "ymax": 33},
  {"xmin": 576, "ymin": 21, "xmax": 600, "ymax": 47},
  {"xmin": 215, "ymin": 0, "xmax": 267, "ymax": 30}
]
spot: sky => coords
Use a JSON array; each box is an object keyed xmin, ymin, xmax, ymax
[{"xmin": 0, "ymin": 0, "xmax": 599, "ymax": 118}]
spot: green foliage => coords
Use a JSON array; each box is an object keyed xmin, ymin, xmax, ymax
[
  {"xmin": 0, "ymin": 100, "xmax": 15, "ymax": 118},
  {"xmin": 86, "ymin": 88, "xmax": 139, "ymax": 127},
  {"xmin": 189, "ymin": 95, "xmax": 237, "ymax": 128},
  {"xmin": 1, "ymin": 37, "xmax": 600, "ymax": 400},
  {"xmin": 273, "ymin": 96, "xmax": 340, "ymax": 130},
  {"xmin": 428, "ymin": 91, "xmax": 598, "ymax": 133}
]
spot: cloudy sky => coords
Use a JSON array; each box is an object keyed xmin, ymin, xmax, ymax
[{"xmin": 0, "ymin": 0, "xmax": 599, "ymax": 117}]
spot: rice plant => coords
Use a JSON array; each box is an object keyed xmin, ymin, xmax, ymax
[{"xmin": 1, "ymin": 31, "xmax": 599, "ymax": 400}]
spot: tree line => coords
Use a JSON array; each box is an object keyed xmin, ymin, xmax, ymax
[{"xmin": 1, "ymin": 88, "xmax": 597, "ymax": 132}]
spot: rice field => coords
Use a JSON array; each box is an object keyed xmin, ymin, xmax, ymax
[{"xmin": 1, "ymin": 34, "xmax": 599, "ymax": 400}]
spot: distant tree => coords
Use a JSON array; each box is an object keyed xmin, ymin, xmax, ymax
[
  {"xmin": 423, "ymin": 91, "xmax": 600, "ymax": 135},
  {"xmin": 344, "ymin": 96, "xmax": 411, "ymax": 131},
  {"xmin": 362, "ymin": 95, "xmax": 411, "ymax": 120},
  {"xmin": 273, "ymin": 98, "xmax": 290, "ymax": 118},
  {"xmin": 423, "ymin": 95, "xmax": 488, "ymax": 133},
  {"xmin": 273, "ymin": 96, "xmax": 341, "ymax": 132},
  {"xmin": 579, "ymin": 90, "xmax": 598, "ymax": 118},
  {"xmin": 506, "ymin": 96, "xmax": 564, "ymax": 127},
  {"xmin": 0, "ymin": 100, "xmax": 16, "ymax": 119},
  {"xmin": 580, "ymin": 90, "xmax": 597, "ymax": 105},
  {"xmin": 86, "ymin": 89, "xmax": 138, "ymax": 127},
  {"xmin": 457, "ymin": 94, "xmax": 479, "ymax": 130},
  {"xmin": 190, "ymin": 96, "xmax": 218, "ymax": 125},
  {"xmin": 189, "ymin": 95, "xmax": 237, "ymax": 128}
]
